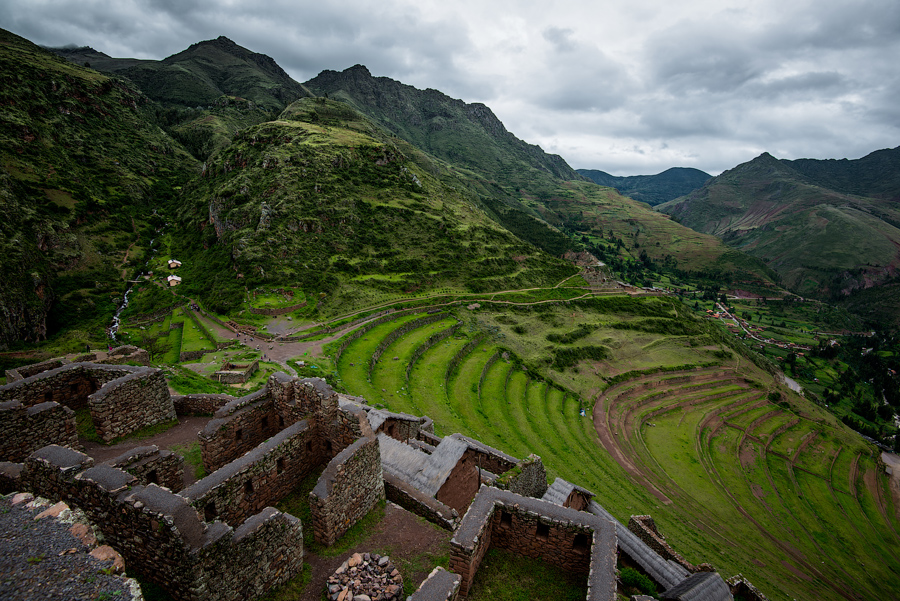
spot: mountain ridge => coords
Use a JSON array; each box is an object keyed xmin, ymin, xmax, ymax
[{"xmin": 577, "ymin": 166, "xmax": 711, "ymax": 206}]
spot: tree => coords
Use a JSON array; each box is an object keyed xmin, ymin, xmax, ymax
[{"xmin": 138, "ymin": 331, "xmax": 171, "ymax": 363}]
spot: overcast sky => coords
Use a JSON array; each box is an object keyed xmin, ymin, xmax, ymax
[{"xmin": 3, "ymin": 0, "xmax": 899, "ymax": 175}]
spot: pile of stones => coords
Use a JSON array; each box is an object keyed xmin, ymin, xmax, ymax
[{"xmin": 326, "ymin": 552, "xmax": 403, "ymax": 601}]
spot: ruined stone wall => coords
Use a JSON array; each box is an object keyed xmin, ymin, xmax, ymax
[
  {"xmin": 109, "ymin": 445, "xmax": 184, "ymax": 492},
  {"xmin": 199, "ymin": 388, "xmax": 278, "ymax": 472},
  {"xmin": 248, "ymin": 300, "xmax": 307, "ymax": 316},
  {"xmin": 453, "ymin": 436, "xmax": 518, "ymax": 476},
  {"xmin": 5, "ymin": 358, "xmax": 67, "ymax": 382},
  {"xmin": 450, "ymin": 487, "xmax": 616, "ymax": 600},
  {"xmin": 627, "ymin": 515, "xmax": 696, "ymax": 574},
  {"xmin": 384, "ymin": 472, "xmax": 460, "ymax": 531},
  {"xmin": 0, "ymin": 363, "xmax": 138, "ymax": 410},
  {"xmin": 183, "ymin": 420, "xmax": 320, "ymax": 526},
  {"xmin": 436, "ymin": 449, "xmax": 480, "ymax": 513},
  {"xmin": 310, "ymin": 435, "xmax": 385, "ymax": 546},
  {"xmin": 0, "ymin": 401, "xmax": 78, "ymax": 462},
  {"xmin": 408, "ymin": 567, "xmax": 461, "ymax": 601},
  {"xmin": 172, "ymin": 394, "xmax": 235, "ymax": 416},
  {"xmin": 100, "ymin": 346, "xmax": 151, "ymax": 366},
  {"xmin": 494, "ymin": 454, "xmax": 548, "ymax": 499},
  {"xmin": 88, "ymin": 368, "xmax": 175, "ymax": 443},
  {"xmin": 378, "ymin": 414, "xmax": 426, "ymax": 442},
  {"xmin": 21, "ymin": 445, "xmax": 305, "ymax": 601}
]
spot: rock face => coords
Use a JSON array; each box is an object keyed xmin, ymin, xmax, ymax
[{"xmin": 327, "ymin": 552, "xmax": 403, "ymax": 601}]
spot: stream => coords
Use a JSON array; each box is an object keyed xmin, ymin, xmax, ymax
[{"xmin": 108, "ymin": 228, "xmax": 163, "ymax": 342}]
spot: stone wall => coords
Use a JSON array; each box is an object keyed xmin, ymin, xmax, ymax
[
  {"xmin": 172, "ymin": 394, "xmax": 235, "ymax": 416},
  {"xmin": 5, "ymin": 358, "xmax": 67, "ymax": 382},
  {"xmin": 408, "ymin": 567, "xmax": 461, "ymax": 601},
  {"xmin": 88, "ymin": 368, "xmax": 175, "ymax": 443},
  {"xmin": 21, "ymin": 445, "xmax": 304, "ymax": 601},
  {"xmin": 494, "ymin": 454, "xmax": 548, "ymax": 498},
  {"xmin": 183, "ymin": 420, "xmax": 319, "ymax": 526},
  {"xmin": 436, "ymin": 449, "xmax": 480, "ymax": 513},
  {"xmin": 384, "ymin": 472, "xmax": 460, "ymax": 531},
  {"xmin": 101, "ymin": 345, "xmax": 150, "ymax": 366},
  {"xmin": 450, "ymin": 435, "xmax": 518, "ymax": 476},
  {"xmin": 109, "ymin": 445, "xmax": 184, "ymax": 492},
  {"xmin": 449, "ymin": 487, "xmax": 617, "ymax": 600},
  {"xmin": 627, "ymin": 515, "xmax": 696, "ymax": 574},
  {"xmin": 199, "ymin": 388, "xmax": 279, "ymax": 472},
  {"xmin": 0, "ymin": 362, "xmax": 139, "ymax": 410},
  {"xmin": 0, "ymin": 400, "xmax": 78, "ymax": 462},
  {"xmin": 310, "ymin": 435, "xmax": 385, "ymax": 546},
  {"xmin": 213, "ymin": 360, "xmax": 258, "ymax": 384}
]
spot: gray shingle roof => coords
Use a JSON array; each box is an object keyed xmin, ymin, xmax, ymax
[
  {"xmin": 588, "ymin": 500, "xmax": 691, "ymax": 591},
  {"xmin": 542, "ymin": 477, "xmax": 595, "ymax": 506},
  {"xmin": 378, "ymin": 434, "xmax": 468, "ymax": 496},
  {"xmin": 661, "ymin": 572, "xmax": 733, "ymax": 601}
]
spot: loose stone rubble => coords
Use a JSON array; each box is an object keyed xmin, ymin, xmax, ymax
[{"xmin": 326, "ymin": 552, "xmax": 403, "ymax": 601}]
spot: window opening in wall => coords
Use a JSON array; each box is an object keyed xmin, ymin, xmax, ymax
[
  {"xmin": 146, "ymin": 470, "xmax": 158, "ymax": 485},
  {"xmin": 536, "ymin": 522, "xmax": 550, "ymax": 540},
  {"xmin": 244, "ymin": 480, "xmax": 254, "ymax": 494},
  {"xmin": 279, "ymin": 416, "xmax": 285, "ymax": 428},
  {"xmin": 236, "ymin": 428, "xmax": 243, "ymax": 442},
  {"xmin": 500, "ymin": 511, "xmax": 512, "ymax": 529},
  {"xmin": 325, "ymin": 440, "xmax": 333, "ymax": 453},
  {"xmin": 387, "ymin": 423, "xmax": 396, "ymax": 437},
  {"xmin": 306, "ymin": 441, "xmax": 313, "ymax": 452},
  {"xmin": 574, "ymin": 533, "xmax": 589, "ymax": 551},
  {"xmin": 44, "ymin": 391, "xmax": 53, "ymax": 403},
  {"xmin": 205, "ymin": 502, "xmax": 217, "ymax": 521},
  {"xmin": 277, "ymin": 458, "xmax": 285, "ymax": 474},
  {"xmin": 262, "ymin": 416, "xmax": 269, "ymax": 429}
]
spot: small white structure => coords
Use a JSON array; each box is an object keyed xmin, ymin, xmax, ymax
[
  {"xmin": 167, "ymin": 275, "xmax": 182, "ymax": 287},
  {"xmin": 168, "ymin": 259, "xmax": 182, "ymax": 269}
]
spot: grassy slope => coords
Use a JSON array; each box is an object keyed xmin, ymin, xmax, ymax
[
  {"xmin": 329, "ymin": 297, "xmax": 897, "ymax": 601},
  {"xmin": 0, "ymin": 28, "xmax": 197, "ymax": 348}
]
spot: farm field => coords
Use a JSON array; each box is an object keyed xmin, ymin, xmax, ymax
[{"xmin": 329, "ymin": 295, "xmax": 900, "ymax": 601}]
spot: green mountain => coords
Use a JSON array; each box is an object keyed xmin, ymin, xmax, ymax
[
  {"xmin": 0, "ymin": 29, "xmax": 197, "ymax": 347},
  {"xmin": 172, "ymin": 96, "xmax": 577, "ymax": 315},
  {"xmin": 304, "ymin": 66, "xmax": 777, "ymax": 289},
  {"xmin": 786, "ymin": 146, "xmax": 900, "ymax": 201},
  {"xmin": 576, "ymin": 167, "xmax": 711, "ymax": 206},
  {"xmin": 55, "ymin": 36, "xmax": 312, "ymax": 112},
  {"xmin": 657, "ymin": 152, "xmax": 900, "ymax": 314}
]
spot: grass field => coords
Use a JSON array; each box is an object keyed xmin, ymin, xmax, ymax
[{"xmin": 328, "ymin": 295, "xmax": 899, "ymax": 601}]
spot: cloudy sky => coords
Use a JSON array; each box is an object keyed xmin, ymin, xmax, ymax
[{"xmin": 3, "ymin": 0, "xmax": 899, "ymax": 175}]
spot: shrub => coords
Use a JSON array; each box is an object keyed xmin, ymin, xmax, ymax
[{"xmin": 619, "ymin": 567, "xmax": 656, "ymax": 595}]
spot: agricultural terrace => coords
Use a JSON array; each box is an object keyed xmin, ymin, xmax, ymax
[{"xmin": 329, "ymin": 294, "xmax": 900, "ymax": 601}]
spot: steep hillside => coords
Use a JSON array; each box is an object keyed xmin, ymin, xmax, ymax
[
  {"xmin": 118, "ymin": 36, "xmax": 311, "ymax": 111},
  {"xmin": 305, "ymin": 65, "xmax": 777, "ymax": 287},
  {"xmin": 658, "ymin": 152, "xmax": 900, "ymax": 302},
  {"xmin": 576, "ymin": 167, "xmax": 711, "ymax": 206},
  {"xmin": 174, "ymin": 97, "xmax": 577, "ymax": 314},
  {"xmin": 786, "ymin": 146, "xmax": 900, "ymax": 201},
  {"xmin": 306, "ymin": 65, "xmax": 581, "ymax": 184},
  {"xmin": 0, "ymin": 28, "xmax": 197, "ymax": 347}
]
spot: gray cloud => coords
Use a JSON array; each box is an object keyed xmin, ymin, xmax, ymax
[{"xmin": 1, "ymin": 0, "xmax": 897, "ymax": 176}]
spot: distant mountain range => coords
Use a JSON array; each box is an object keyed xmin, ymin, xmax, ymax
[
  {"xmin": 657, "ymin": 149, "xmax": 900, "ymax": 325},
  {"xmin": 576, "ymin": 167, "xmax": 711, "ymax": 206}
]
